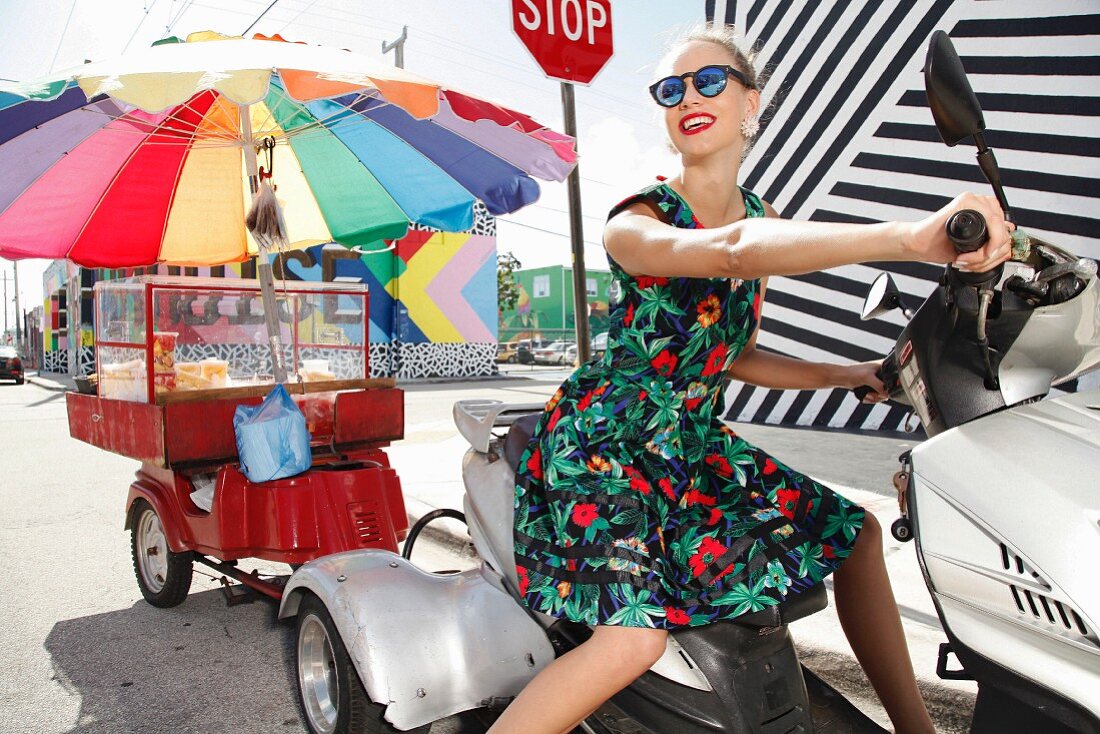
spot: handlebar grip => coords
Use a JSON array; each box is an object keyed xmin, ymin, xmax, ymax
[
  {"xmin": 853, "ymin": 385, "xmax": 875, "ymax": 401},
  {"xmin": 946, "ymin": 209, "xmax": 987, "ymax": 253}
]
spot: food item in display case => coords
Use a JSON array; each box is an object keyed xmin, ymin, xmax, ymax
[
  {"xmin": 298, "ymin": 358, "xmax": 335, "ymax": 382},
  {"xmin": 200, "ymin": 359, "xmax": 228, "ymax": 387},
  {"xmin": 175, "ymin": 362, "xmax": 201, "ymax": 378},
  {"xmin": 100, "ymin": 359, "xmax": 147, "ymax": 401},
  {"xmin": 152, "ymin": 332, "xmax": 178, "ymax": 393}
]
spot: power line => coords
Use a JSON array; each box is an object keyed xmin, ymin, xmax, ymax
[
  {"xmin": 48, "ymin": 0, "xmax": 80, "ymax": 72},
  {"xmin": 497, "ymin": 218, "xmax": 604, "ymax": 248},
  {"xmin": 277, "ymin": 0, "xmax": 320, "ymax": 34},
  {"xmin": 243, "ymin": 0, "xmax": 281, "ymax": 35},
  {"xmin": 165, "ymin": 0, "xmax": 196, "ymax": 36},
  {"xmin": 122, "ymin": 0, "xmax": 163, "ymax": 53}
]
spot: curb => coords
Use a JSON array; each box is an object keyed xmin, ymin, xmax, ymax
[{"xmin": 27, "ymin": 374, "xmax": 70, "ymax": 392}]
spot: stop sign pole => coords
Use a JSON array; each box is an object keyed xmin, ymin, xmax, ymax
[
  {"xmin": 560, "ymin": 81, "xmax": 590, "ymax": 363},
  {"xmin": 512, "ymin": 0, "xmax": 613, "ymax": 364}
]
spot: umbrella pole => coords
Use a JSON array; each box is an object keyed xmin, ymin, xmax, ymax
[{"xmin": 241, "ymin": 110, "xmax": 288, "ymax": 384}]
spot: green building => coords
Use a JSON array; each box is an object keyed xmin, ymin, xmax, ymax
[{"xmin": 500, "ymin": 265, "xmax": 613, "ymax": 342}]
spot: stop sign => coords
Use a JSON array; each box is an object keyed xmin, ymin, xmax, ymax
[{"xmin": 512, "ymin": 0, "xmax": 613, "ymax": 85}]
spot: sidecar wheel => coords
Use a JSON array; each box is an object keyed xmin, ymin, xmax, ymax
[
  {"xmin": 295, "ymin": 594, "xmax": 430, "ymax": 734},
  {"xmin": 891, "ymin": 517, "xmax": 914, "ymax": 543},
  {"xmin": 131, "ymin": 499, "xmax": 192, "ymax": 607}
]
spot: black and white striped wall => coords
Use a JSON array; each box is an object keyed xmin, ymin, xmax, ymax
[{"xmin": 705, "ymin": 0, "xmax": 1100, "ymax": 432}]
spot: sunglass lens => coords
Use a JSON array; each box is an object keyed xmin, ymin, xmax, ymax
[
  {"xmin": 654, "ymin": 77, "xmax": 685, "ymax": 106},
  {"xmin": 695, "ymin": 67, "xmax": 728, "ymax": 98}
]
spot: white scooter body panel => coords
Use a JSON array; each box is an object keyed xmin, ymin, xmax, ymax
[
  {"xmin": 458, "ymin": 413, "xmax": 715, "ymax": 693},
  {"xmin": 279, "ymin": 551, "xmax": 556, "ymax": 730},
  {"xmin": 910, "ymin": 390, "xmax": 1100, "ymax": 714}
]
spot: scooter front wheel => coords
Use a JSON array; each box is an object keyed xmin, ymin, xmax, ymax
[{"xmin": 295, "ymin": 593, "xmax": 430, "ymax": 734}]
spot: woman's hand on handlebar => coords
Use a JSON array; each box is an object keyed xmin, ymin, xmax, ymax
[
  {"xmin": 841, "ymin": 361, "xmax": 888, "ymax": 403},
  {"xmin": 907, "ymin": 193, "xmax": 1014, "ymax": 272}
]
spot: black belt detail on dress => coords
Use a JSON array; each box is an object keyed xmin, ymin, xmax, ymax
[
  {"xmin": 543, "ymin": 488, "xmax": 644, "ymax": 509},
  {"xmin": 693, "ymin": 533, "xmax": 757, "ymax": 589},
  {"xmin": 794, "ymin": 484, "xmax": 815, "ymax": 523},
  {"xmin": 515, "ymin": 532, "xmax": 652, "ymax": 564},
  {"xmin": 692, "ymin": 523, "xmax": 812, "ymax": 603},
  {"xmin": 811, "ymin": 487, "xmax": 835, "ymax": 534},
  {"xmin": 515, "ymin": 556, "xmax": 666, "ymax": 595}
]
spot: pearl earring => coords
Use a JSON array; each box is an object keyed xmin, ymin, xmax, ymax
[{"xmin": 740, "ymin": 116, "xmax": 759, "ymax": 138}]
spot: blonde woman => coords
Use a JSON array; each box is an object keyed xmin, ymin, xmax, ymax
[{"xmin": 498, "ymin": 24, "xmax": 1011, "ymax": 734}]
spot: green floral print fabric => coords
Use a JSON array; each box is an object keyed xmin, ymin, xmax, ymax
[{"xmin": 512, "ymin": 181, "xmax": 865, "ymax": 628}]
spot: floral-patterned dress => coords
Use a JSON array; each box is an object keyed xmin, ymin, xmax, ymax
[{"xmin": 512, "ymin": 181, "xmax": 865, "ymax": 629}]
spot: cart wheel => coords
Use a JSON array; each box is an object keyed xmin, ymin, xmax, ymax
[
  {"xmin": 131, "ymin": 499, "xmax": 192, "ymax": 607},
  {"xmin": 296, "ymin": 594, "xmax": 431, "ymax": 734}
]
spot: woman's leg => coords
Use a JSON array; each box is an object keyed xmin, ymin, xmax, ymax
[
  {"xmin": 487, "ymin": 625, "xmax": 668, "ymax": 734},
  {"xmin": 832, "ymin": 513, "xmax": 936, "ymax": 734}
]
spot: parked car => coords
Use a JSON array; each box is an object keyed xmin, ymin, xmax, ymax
[
  {"xmin": 516, "ymin": 338, "xmax": 548, "ymax": 365},
  {"xmin": 533, "ymin": 341, "xmax": 574, "ymax": 365},
  {"xmin": 564, "ymin": 332, "xmax": 609, "ymax": 365},
  {"xmin": 495, "ymin": 342, "xmax": 519, "ymax": 364},
  {"xmin": 0, "ymin": 345, "xmax": 24, "ymax": 384}
]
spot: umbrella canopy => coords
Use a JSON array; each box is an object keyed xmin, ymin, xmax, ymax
[{"xmin": 0, "ymin": 31, "xmax": 576, "ymax": 267}]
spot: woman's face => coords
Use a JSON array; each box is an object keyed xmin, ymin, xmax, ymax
[{"xmin": 658, "ymin": 40, "xmax": 759, "ymax": 161}]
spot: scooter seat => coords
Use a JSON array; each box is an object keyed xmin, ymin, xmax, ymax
[{"xmin": 504, "ymin": 412, "xmax": 542, "ymax": 471}]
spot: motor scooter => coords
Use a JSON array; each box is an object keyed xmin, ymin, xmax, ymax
[
  {"xmin": 852, "ymin": 31, "xmax": 1100, "ymax": 734},
  {"xmin": 276, "ymin": 31, "xmax": 1100, "ymax": 734},
  {"xmin": 280, "ymin": 389, "xmax": 888, "ymax": 734}
]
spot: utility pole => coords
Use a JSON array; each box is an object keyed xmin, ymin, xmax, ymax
[
  {"xmin": 382, "ymin": 26, "xmax": 408, "ymax": 69},
  {"xmin": 13, "ymin": 261, "xmax": 20, "ymax": 347},
  {"xmin": 382, "ymin": 25, "xmax": 407, "ymax": 377}
]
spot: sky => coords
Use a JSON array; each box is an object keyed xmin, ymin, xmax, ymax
[{"xmin": 0, "ymin": 0, "xmax": 705, "ymax": 324}]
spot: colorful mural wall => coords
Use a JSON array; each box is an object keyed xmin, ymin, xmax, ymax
[{"xmin": 43, "ymin": 203, "xmax": 498, "ymax": 379}]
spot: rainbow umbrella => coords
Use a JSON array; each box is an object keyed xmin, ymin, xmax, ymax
[{"xmin": 0, "ymin": 31, "xmax": 576, "ymax": 380}]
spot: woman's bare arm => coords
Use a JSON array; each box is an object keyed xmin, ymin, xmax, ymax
[
  {"xmin": 725, "ymin": 203, "xmax": 887, "ymax": 395},
  {"xmin": 604, "ymin": 193, "xmax": 1011, "ymax": 280}
]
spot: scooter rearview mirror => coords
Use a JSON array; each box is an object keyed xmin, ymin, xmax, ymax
[
  {"xmin": 924, "ymin": 31, "xmax": 985, "ymax": 146},
  {"xmin": 861, "ymin": 273, "xmax": 901, "ymax": 321}
]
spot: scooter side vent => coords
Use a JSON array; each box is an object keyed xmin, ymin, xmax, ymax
[
  {"xmin": 348, "ymin": 503, "xmax": 387, "ymax": 546},
  {"xmin": 1001, "ymin": 545, "xmax": 1097, "ymax": 647}
]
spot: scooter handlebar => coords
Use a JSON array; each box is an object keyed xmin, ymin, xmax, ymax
[
  {"xmin": 852, "ymin": 351, "xmax": 901, "ymax": 402},
  {"xmin": 945, "ymin": 209, "xmax": 987, "ymax": 253}
]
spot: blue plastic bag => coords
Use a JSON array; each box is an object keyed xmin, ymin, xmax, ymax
[{"xmin": 233, "ymin": 384, "xmax": 312, "ymax": 482}]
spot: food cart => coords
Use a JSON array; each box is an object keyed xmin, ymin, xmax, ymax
[{"xmin": 67, "ymin": 276, "xmax": 408, "ymax": 607}]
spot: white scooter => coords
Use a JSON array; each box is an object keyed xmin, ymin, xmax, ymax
[
  {"xmin": 850, "ymin": 31, "xmax": 1100, "ymax": 734},
  {"xmin": 277, "ymin": 32, "xmax": 1099, "ymax": 734}
]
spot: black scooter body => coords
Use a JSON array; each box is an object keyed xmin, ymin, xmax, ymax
[{"xmin": 547, "ymin": 584, "xmax": 883, "ymax": 734}]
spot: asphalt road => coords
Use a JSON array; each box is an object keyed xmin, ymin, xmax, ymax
[{"xmin": 0, "ymin": 381, "xmax": 480, "ymax": 734}]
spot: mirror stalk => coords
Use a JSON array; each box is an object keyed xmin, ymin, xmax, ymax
[{"xmin": 973, "ymin": 132, "xmax": 1012, "ymax": 223}]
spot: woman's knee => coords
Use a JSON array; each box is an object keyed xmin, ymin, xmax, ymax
[
  {"xmin": 859, "ymin": 512, "xmax": 882, "ymax": 546},
  {"xmin": 850, "ymin": 511, "xmax": 882, "ymax": 560},
  {"xmin": 589, "ymin": 626, "xmax": 668, "ymax": 670}
]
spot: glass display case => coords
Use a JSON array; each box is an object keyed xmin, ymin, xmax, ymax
[{"xmin": 94, "ymin": 276, "xmax": 369, "ymax": 403}]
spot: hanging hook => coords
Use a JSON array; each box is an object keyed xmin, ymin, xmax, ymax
[{"xmin": 257, "ymin": 136, "xmax": 277, "ymax": 188}]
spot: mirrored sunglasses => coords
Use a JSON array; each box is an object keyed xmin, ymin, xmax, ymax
[{"xmin": 649, "ymin": 65, "xmax": 756, "ymax": 108}]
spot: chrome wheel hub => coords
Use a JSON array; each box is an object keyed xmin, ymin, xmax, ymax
[{"xmin": 299, "ymin": 613, "xmax": 339, "ymax": 734}]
